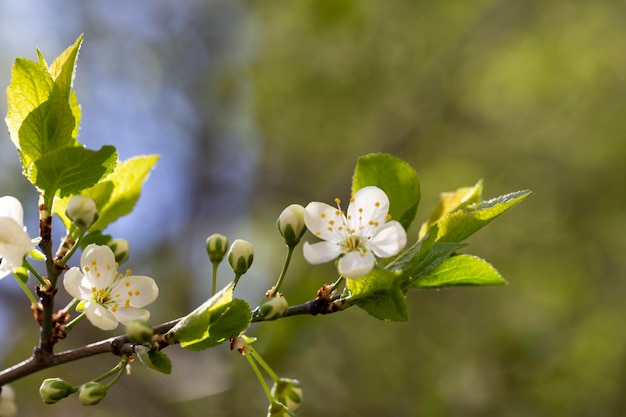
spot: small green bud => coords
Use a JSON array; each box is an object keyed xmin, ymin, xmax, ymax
[
  {"xmin": 258, "ymin": 296, "xmax": 289, "ymax": 321},
  {"xmin": 39, "ymin": 378, "xmax": 74, "ymax": 404},
  {"xmin": 78, "ymin": 382, "xmax": 107, "ymax": 406},
  {"xmin": 66, "ymin": 196, "xmax": 98, "ymax": 230},
  {"xmin": 228, "ymin": 239, "xmax": 254, "ymax": 275},
  {"xmin": 277, "ymin": 204, "xmax": 306, "ymax": 247},
  {"xmin": 108, "ymin": 238, "xmax": 129, "ymax": 264},
  {"xmin": 271, "ymin": 378, "xmax": 303, "ymax": 412},
  {"xmin": 125, "ymin": 319, "xmax": 154, "ymax": 344},
  {"xmin": 206, "ymin": 233, "xmax": 229, "ymax": 264},
  {"xmin": 0, "ymin": 386, "xmax": 17, "ymax": 417}
]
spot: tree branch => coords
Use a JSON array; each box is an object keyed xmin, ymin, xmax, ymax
[{"xmin": 0, "ymin": 295, "xmax": 351, "ymax": 387}]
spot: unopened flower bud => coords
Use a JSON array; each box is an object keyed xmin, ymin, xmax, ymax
[
  {"xmin": 206, "ymin": 234, "xmax": 229, "ymax": 264},
  {"xmin": 271, "ymin": 378, "xmax": 303, "ymax": 412},
  {"xmin": 108, "ymin": 238, "xmax": 129, "ymax": 263},
  {"xmin": 277, "ymin": 204, "xmax": 306, "ymax": 247},
  {"xmin": 125, "ymin": 319, "xmax": 154, "ymax": 344},
  {"xmin": 0, "ymin": 386, "xmax": 17, "ymax": 417},
  {"xmin": 228, "ymin": 239, "xmax": 254, "ymax": 275},
  {"xmin": 66, "ymin": 196, "xmax": 98, "ymax": 230},
  {"xmin": 258, "ymin": 296, "xmax": 288, "ymax": 321},
  {"xmin": 39, "ymin": 378, "xmax": 74, "ymax": 404},
  {"xmin": 78, "ymin": 382, "xmax": 107, "ymax": 406}
]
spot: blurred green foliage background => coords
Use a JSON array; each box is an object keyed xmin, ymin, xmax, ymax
[{"xmin": 1, "ymin": 0, "xmax": 625, "ymax": 416}]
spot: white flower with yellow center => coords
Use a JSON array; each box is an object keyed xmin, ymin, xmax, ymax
[
  {"xmin": 303, "ymin": 186, "xmax": 407, "ymax": 279},
  {"xmin": 63, "ymin": 244, "xmax": 158, "ymax": 330},
  {"xmin": 0, "ymin": 196, "xmax": 38, "ymax": 279}
]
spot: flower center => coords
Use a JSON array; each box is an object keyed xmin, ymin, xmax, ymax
[{"xmin": 93, "ymin": 288, "xmax": 110, "ymax": 304}]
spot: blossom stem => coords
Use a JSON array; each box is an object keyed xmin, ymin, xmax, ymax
[
  {"xmin": 329, "ymin": 276, "xmax": 345, "ymax": 293},
  {"xmin": 233, "ymin": 272, "xmax": 243, "ymax": 288},
  {"xmin": 22, "ymin": 259, "xmax": 46, "ymax": 287},
  {"xmin": 61, "ymin": 298, "xmax": 80, "ymax": 313},
  {"xmin": 270, "ymin": 246, "xmax": 294, "ymax": 297},
  {"xmin": 64, "ymin": 313, "xmax": 86, "ymax": 330},
  {"xmin": 245, "ymin": 353, "xmax": 274, "ymax": 403},
  {"xmin": 12, "ymin": 274, "xmax": 38, "ymax": 305},
  {"xmin": 102, "ymin": 357, "xmax": 129, "ymax": 388},
  {"xmin": 211, "ymin": 262, "xmax": 218, "ymax": 296},
  {"xmin": 249, "ymin": 348, "xmax": 280, "ymax": 383}
]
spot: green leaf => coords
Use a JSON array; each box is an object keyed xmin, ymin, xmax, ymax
[
  {"xmin": 168, "ymin": 283, "xmax": 252, "ymax": 351},
  {"xmin": 5, "ymin": 36, "xmax": 83, "ymax": 176},
  {"xmin": 53, "ymin": 154, "xmax": 159, "ymax": 232},
  {"xmin": 435, "ymin": 190, "xmax": 531, "ymax": 243},
  {"xmin": 411, "ymin": 254, "xmax": 506, "ymax": 289},
  {"xmin": 48, "ymin": 34, "xmax": 83, "ymax": 100},
  {"xmin": 32, "ymin": 145, "xmax": 117, "ymax": 208},
  {"xmin": 352, "ymin": 153, "xmax": 420, "ymax": 230},
  {"xmin": 388, "ymin": 226, "xmax": 467, "ymax": 289},
  {"xmin": 180, "ymin": 299, "xmax": 252, "ymax": 351},
  {"xmin": 418, "ymin": 180, "xmax": 483, "ymax": 238},
  {"xmin": 346, "ymin": 268, "xmax": 408, "ymax": 321},
  {"xmin": 135, "ymin": 346, "xmax": 172, "ymax": 374}
]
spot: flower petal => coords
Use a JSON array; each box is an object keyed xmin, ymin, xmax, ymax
[
  {"xmin": 303, "ymin": 241, "xmax": 343, "ymax": 264},
  {"xmin": 113, "ymin": 307, "xmax": 150, "ymax": 325},
  {"xmin": 0, "ymin": 260, "xmax": 12, "ymax": 279},
  {"xmin": 84, "ymin": 301, "xmax": 119, "ymax": 330},
  {"xmin": 303, "ymin": 202, "xmax": 347, "ymax": 243},
  {"xmin": 80, "ymin": 244, "xmax": 117, "ymax": 288},
  {"xmin": 63, "ymin": 267, "xmax": 93, "ymax": 299},
  {"xmin": 337, "ymin": 250, "xmax": 376, "ymax": 279},
  {"xmin": 368, "ymin": 221, "xmax": 407, "ymax": 258},
  {"xmin": 0, "ymin": 217, "xmax": 36, "ymax": 267},
  {"xmin": 110, "ymin": 275, "xmax": 159, "ymax": 308},
  {"xmin": 346, "ymin": 186, "xmax": 390, "ymax": 235},
  {"xmin": 0, "ymin": 196, "xmax": 24, "ymax": 226}
]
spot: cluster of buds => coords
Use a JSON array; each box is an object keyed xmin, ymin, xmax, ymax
[{"xmin": 39, "ymin": 378, "xmax": 108, "ymax": 406}]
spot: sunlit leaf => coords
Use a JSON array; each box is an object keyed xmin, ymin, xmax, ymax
[
  {"xmin": 435, "ymin": 190, "xmax": 531, "ymax": 243},
  {"xmin": 411, "ymin": 254, "xmax": 506, "ymax": 289}
]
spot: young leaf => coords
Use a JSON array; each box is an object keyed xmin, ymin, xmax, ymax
[
  {"xmin": 135, "ymin": 346, "xmax": 172, "ymax": 374},
  {"xmin": 32, "ymin": 145, "xmax": 117, "ymax": 209},
  {"xmin": 418, "ymin": 180, "xmax": 483, "ymax": 238},
  {"xmin": 53, "ymin": 155, "xmax": 159, "ymax": 232},
  {"xmin": 388, "ymin": 229, "xmax": 467, "ymax": 290},
  {"xmin": 435, "ymin": 190, "xmax": 531, "ymax": 243},
  {"xmin": 5, "ymin": 36, "xmax": 83, "ymax": 175},
  {"xmin": 346, "ymin": 268, "xmax": 408, "ymax": 322},
  {"xmin": 352, "ymin": 153, "xmax": 420, "ymax": 230},
  {"xmin": 167, "ymin": 283, "xmax": 252, "ymax": 351},
  {"xmin": 410, "ymin": 254, "xmax": 506, "ymax": 289},
  {"xmin": 180, "ymin": 299, "xmax": 252, "ymax": 351}
]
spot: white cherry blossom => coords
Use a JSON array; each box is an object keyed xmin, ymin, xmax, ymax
[
  {"xmin": 0, "ymin": 196, "xmax": 37, "ymax": 279},
  {"xmin": 63, "ymin": 244, "xmax": 158, "ymax": 330},
  {"xmin": 303, "ymin": 186, "xmax": 407, "ymax": 278}
]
